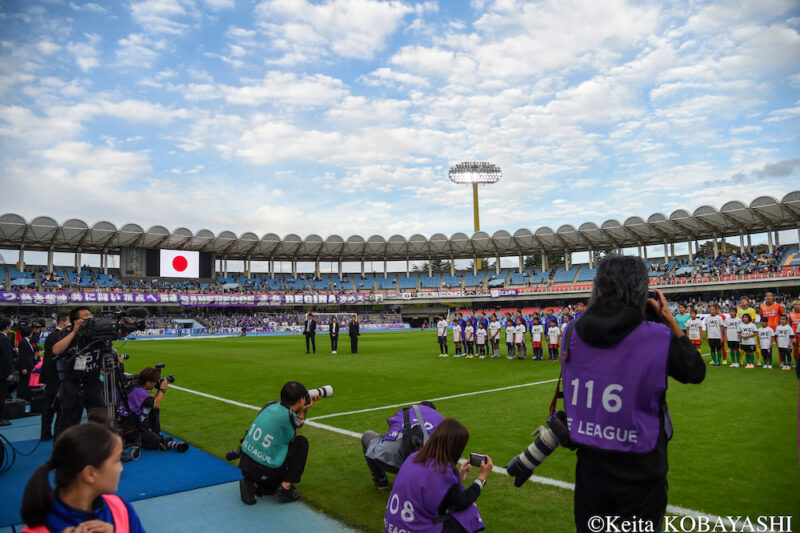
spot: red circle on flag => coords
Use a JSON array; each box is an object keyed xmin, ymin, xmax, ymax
[{"xmin": 172, "ymin": 255, "xmax": 188, "ymax": 272}]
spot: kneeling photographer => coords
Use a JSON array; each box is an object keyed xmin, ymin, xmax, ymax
[
  {"xmin": 118, "ymin": 366, "xmax": 187, "ymax": 453},
  {"xmin": 232, "ymin": 381, "xmax": 317, "ymax": 504},
  {"xmin": 361, "ymin": 401, "xmax": 444, "ymax": 489},
  {"xmin": 505, "ymin": 256, "xmax": 705, "ymax": 533}
]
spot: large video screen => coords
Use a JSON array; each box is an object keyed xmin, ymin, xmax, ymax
[
  {"xmin": 160, "ymin": 250, "xmax": 199, "ymax": 278},
  {"xmin": 120, "ymin": 247, "xmax": 215, "ymax": 279}
]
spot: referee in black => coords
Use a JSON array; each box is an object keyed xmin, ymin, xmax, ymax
[{"xmin": 348, "ymin": 315, "xmax": 360, "ymax": 354}]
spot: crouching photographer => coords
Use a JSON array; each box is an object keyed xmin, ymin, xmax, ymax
[
  {"xmin": 504, "ymin": 256, "xmax": 706, "ymax": 533},
  {"xmin": 361, "ymin": 401, "xmax": 444, "ymax": 489},
  {"xmin": 231, "ymin": 381, "xmax": 315, "ymax": 505},
  {"xmin": 117, "ymin": 366, "xmax": 187, "ymax": 453}
]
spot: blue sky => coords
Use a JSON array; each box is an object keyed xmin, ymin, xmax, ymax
[{"xmin": 1, "ymin": 0, "xmax": 799, "ymax": 247}]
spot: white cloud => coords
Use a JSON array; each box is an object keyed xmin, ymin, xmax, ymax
[
  {"xmin": 116, "ymin": 33, "xmax": 169, "ymax": 67},
  {"xmin": 256, "ymin": 0, "xmax": 417, "ymax": 62},
  {"xmin": 69, "ymin": 2, "xmax": 107, "ymax": 13},
  {"xmin": 129, "ymin": 0, "xmax": 193, "ymax": 35},
  {"xmin": 67, "ymin": 33, "xmax": 101, "ymax": 72},
  {"xmin": 218, "ymin": 71, "xmax": 349, "ymax": 106},
  {"xmin": 764, "ymin": 102, "xmax": 800, "ymax": 122}
]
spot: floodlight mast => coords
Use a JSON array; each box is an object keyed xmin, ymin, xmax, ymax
[{"xmin": 447, "ymin": 162, "xmax": 502, "ymax": 270}]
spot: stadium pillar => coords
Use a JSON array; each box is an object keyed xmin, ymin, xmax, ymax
[
  {"xmin": 18, "ymin": 247, "xmax": 25, "ymax": 271},
  {"xmin": 747, "ymin": 234, "xmax": 752, "ymax": 250},
  {"xmin": 663, "ymin": 243, "xmax": 668, "ymax": 263},
  {"xmin": 565, "ymin": 250, "xmax": 570, "ymax": 271},
  {"xmin": 541, "ymin": 254, "xmax": 546, "ymax": 271},
  {"xmin": 670, "ymin": 243, "xmax": 675, "ymax": 258},
  {"xmin": 688, "ymin": 240, "xmax": 693, "ymax": 261},
  {"xmin": 47, "ymin": 249, "xmax": 53, "ymax": 273},
  {"xmin": 774, "ymin": 230, "xmax": 779, "ymax": 246},
  {"xmin": 637, "ymin": 245, "xmax": 642, "ymax": 258},
  {"xmin": 588, "ymin": 251, "xmax": 593, "ymax": 269},
  {"xmin": 406, "ymin": 259, "xmax": 410, "ymax": 277},
  {"xmin": 338, "ymin": 260, "xmax": 342, "ymax": 278},
  {"xmin": 75, "ymin": 252, "xmax": 80, "ymax": 270},
  {"xmin": 384, "ymin": 259, "xmax": 387, "ymax": 277},
  {"xmin": 361, "ymin": 259, "xmax": 365, "ymax": 278},
  {"xmin": 314, "ymin": 260, "xmax": 320, "ymax": 277},
  {"xmin": 472, "ymin": 259, "xmax": 477, "ymax": 276},
  {"xmin": 292, "ymin": 261, "xmax": 297, "ymax": 277},
  {"xmin": 643, "ymin": 246, "xmax": 648, "ymax": 260},
  {"xmin": 450, "ymin": 258, "xmax": 455, "ymax": 276},
  {"xmin": 713, "ymin": 238, "xmax": 719, "ymax": 258},
  {"xmin": 428, "ymin": 260, "xmax": 432, "ymax": 277},
  {"xmin": 518, "ymin": 255, "xmax": 523, "ymax": 274},
  {"xmin": 767, "ymin": 231, "xmax": 773, "ymax": 253},
  {"xmin": 495, "ymin": 256, "xmax": 501, "ymax": 275},
  {"xmin": 739, "ymin": 234, "xmax": 745, "ymax": 252}
]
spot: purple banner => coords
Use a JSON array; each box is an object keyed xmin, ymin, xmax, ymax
[{"xmin": 0, "ymin": 291, "xmax": 367, "ymax": 307}]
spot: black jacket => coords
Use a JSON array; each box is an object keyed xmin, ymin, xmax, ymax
[
  {"xmin": 0, "ymin": 332, "xmax": 15, "ymax": 378},
  {"xmin": 348, "ymin": 321, "xmax": 359, "ymax": 337},
  {"xmin": 304, "ymin": 319, "xmax": 316, "ymax": 336},
  {"xmin": 41, "ymin": 327, "xmax": 63, "ymax": 389},
  {"xmin": 16, "ymin": 337, "xmax": 35, "ymax": 372},
  {"xmin": 330, "ymin": 322, "xmax": 339, "ymax": 337},
  {"xmin": 572, "ymin": 305, "xmax": 706, "ymax": 481}
]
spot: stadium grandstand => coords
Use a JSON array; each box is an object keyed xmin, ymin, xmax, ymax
[{"xmin": 0, "ymin": 192, "xmax": 797, "ymax": 307}]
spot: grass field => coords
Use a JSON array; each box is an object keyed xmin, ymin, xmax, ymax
[{"xmin": 113, "ymin": 331, "xmax": 800, "ymax": 532}]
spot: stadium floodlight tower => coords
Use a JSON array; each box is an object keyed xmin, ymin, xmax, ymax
[{"xmin": 448, "ymin": 161, "xmax": 502, "ymax": 270}]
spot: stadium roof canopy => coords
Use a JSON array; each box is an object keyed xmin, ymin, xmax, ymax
[{"xmin": 1, "ymin": 192, "xmax": 798, "ymax": 262}]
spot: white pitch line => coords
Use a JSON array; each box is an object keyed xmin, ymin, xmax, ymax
[
  {"xmin": 171, "ymin": 383, "xmax": 722, "ymax": 521},
  {"xmin": 308, "ymin": 378, "xmax": 560, "ymax": 421}
]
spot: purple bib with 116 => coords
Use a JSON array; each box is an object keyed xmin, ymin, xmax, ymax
[{"xmin": 562, "ymin": 320, "xmax": 670, "ymax": 453}]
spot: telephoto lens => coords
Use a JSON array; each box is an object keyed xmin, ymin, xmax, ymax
[
  {"xmin": 504, "ymin": 425, "xmax": 561, "ymax": 487},
  {"xmin": 308, "ymin": 385, "xmax": 334, "ymax": 401}
]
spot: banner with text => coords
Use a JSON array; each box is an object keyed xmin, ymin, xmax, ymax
[{"xmin": 0, "ymin": 291, "xmax": 368, "ymax": 307}]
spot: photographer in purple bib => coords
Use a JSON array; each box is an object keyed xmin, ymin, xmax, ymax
[
  {"xmin": 385, "ymin": 419, "xmax": 491, "ymax": 533},
  {"xmin": 505, "ymin": 255, "xmax": 705, "ymax": 533},
  {"xmin": 361, "ymin": 401, "xmax": 445, "ymax": 489}
]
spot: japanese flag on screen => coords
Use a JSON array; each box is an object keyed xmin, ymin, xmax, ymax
[{"xmin": 160, "ymin": 250, "xmax": 199, "ymax": 278}]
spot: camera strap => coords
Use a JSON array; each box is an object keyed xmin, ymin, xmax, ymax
[{"xmin": 549, "ymin": 321, "xmax": 577, "ymax": 415}]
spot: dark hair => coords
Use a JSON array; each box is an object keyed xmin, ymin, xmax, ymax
[
  {"xmin": 589, "ymin": 255, "xmax": 649, "ymax": 315},
  {"xmin": 280, "ymin": 381, "xmax": 308, "ymax": 407},
  {"xmin": 413, "ymin": 418, "xmax": 469, "ymax": 473},
  {"xmin": 68, "ymin": 307, "xmax": 90, "ymax": 323},
  {"xmin": 56, "ymin": 314, "xmax": 69, "ymax": 324},
  {"xmin": 420, "ymin": 400, "xmax": 437, "ymax": 410},
  {"xmin": 0, "ymin": 317, "xmax": 10, "ymax": 330},
  {"xmin": 19, "ymin": 325, "xmax": 33, "ymax": 337},
  {"xmin": 21, "ymin": 423, "xmax": 119, "ymax": 526},
  {"xmin": 34, "ymin": 345, "xmax": 43, "ymax": 353},
  {"xmin": 137, "ymin": 366, "xmax": 161, "ymax": 386},
  {"xmin": 741, "ymin": 313, "xmax": 751, "ymax": 322}
]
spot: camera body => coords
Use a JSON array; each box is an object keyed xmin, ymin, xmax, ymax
[
  {"xmin": 645, "ymin": 289, "xmax": 664, "ymax": 323},
  {"xmin": 469, "ymin": 453, "xmax": 487, "ymax": 467}
]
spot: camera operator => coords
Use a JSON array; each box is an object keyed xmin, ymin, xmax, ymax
[
  {"xmin": 51, "ymin": 307, "xmax": 104, "ymax": 436},
  {"xmin": 562, "ymin": 256, "xmax": 705, "ymax": 532},
  {"xmin": 118, "ymin": 366, "xmax": 188, "ymax": 452},
  {"xmin": 0, "ymin": 317, "xmax": 15, "ymax": 426},
  {"xmin": 238, "ymin": 381, "xmax": 314, "ymax": 505},
  {"xmin": 40, "ymin": 314, "xmax": 67, "ymax": 440},
  {"xmin": 361, "ymin": 401, "xmax": 445, "ymax": 489}
]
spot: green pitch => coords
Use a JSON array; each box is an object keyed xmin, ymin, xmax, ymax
[{"xmin": 114, "ymin": 331, "xmax": 800, "ymax": 532}]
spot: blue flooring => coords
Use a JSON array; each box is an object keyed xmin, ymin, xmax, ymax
[{"xmin": 0, "ymin": 416, "xmax": 355, "ymax": 532}]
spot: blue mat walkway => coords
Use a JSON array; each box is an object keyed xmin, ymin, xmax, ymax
[{"xmin": 1, "ymin": 416, "xmax": 355, "ymax": 532}]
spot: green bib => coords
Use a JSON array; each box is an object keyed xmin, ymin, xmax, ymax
[{"xmin": 241, "ymin": 403, "xmax": 298, "ymax": 467}]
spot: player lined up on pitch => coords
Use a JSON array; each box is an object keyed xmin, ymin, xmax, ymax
[{"xmin": 434, "ymin": 294, "xmax": 799, "ymax": 370}]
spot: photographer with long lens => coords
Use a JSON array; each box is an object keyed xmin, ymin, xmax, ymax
[
  {"xmin": 52, "ymin": 307, "xmax": 101, "ymax": 436},
  {"xmin": 361, "ymin": 401, "xmax": 445, "ymax": 489},
  {"xmin": 117, "ymin": 366, "xmax": 188, "ymax": 453},
  {"xmin": 236, "ymin": 381, "xmax": 315, "ymax": 505},
  {"xmin": 505, "ymin": 256, "xmax": 705, "ymax": 533},
  {"xmin": 52, "ymin": 306, "xmax": 146, "ymax": 436}
]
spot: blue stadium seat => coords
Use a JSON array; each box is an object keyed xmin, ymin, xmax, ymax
[
  {"xmin": 376, "ymin": 275, "xmax": 396, "ymax": 290},
  {"xmin": 420, "ymin": 275, "xmax": 441, "ymax": 288},
  {"xmin": 575, "ymin": 266, "xmax": 598, "ymax": 281},
  {"xmin": 442, "ymin": 274, "xmax": 462, "ymax": 288},
  {"xmin": 464, "ymin": 272, "xmax": 485, "ymax": 287}
]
